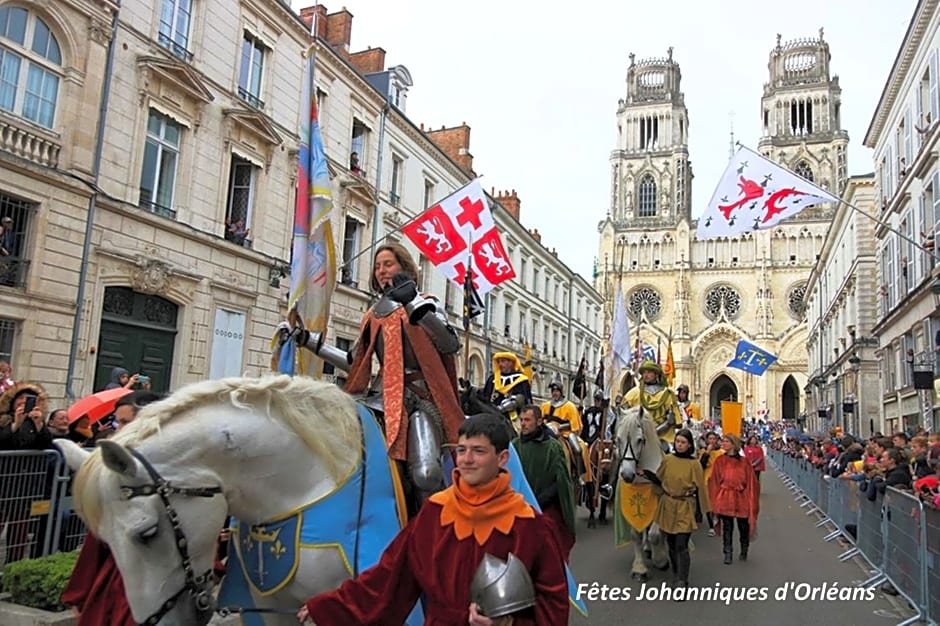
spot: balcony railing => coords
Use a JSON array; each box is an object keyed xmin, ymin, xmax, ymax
[
  {"xmin": 137, "ymin": 195, "xmax": 177, "ymax": 219},
  {"xmin": 157, "ymin": 32, "xmax": 194, "ymax": 63},
  {"xmin": 0, "ymin": 256, "xmax": 30, "ymax": 288},
  {"xmin": 237, "ymin": 87, "xmax": 265, "ymax": 110},
  {"xmin": 389, "ymin": 192, "xmax": 400, "ymax": 207},
  {"xmin": 0, "ymin": 111, "xmax": 61, "ymax": 168}
]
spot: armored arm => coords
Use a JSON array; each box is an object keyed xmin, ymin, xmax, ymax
[
  {"xmin": 385, "ymin": 274, "xmax": 461, "ymax": 355},
  {"xmin": 295, "ymin": 328, "xmax": 354, "ymax": 373},
  {"xmin": 405, "ymin": 296, "xmax": 461, "ymax": 355},
  {"xmin": 497, "ymin": 394, "xmax": 527, "ymax": 414}
]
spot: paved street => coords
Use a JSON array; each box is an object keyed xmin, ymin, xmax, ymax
[{"xmin": 566, "ymin": 465, "xmax": 914, "ymax": 625}]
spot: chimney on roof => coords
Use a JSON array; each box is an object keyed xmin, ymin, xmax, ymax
[
  {"xmin": 299, "ymin": 5, "xmax": 328, "ymax": 39},
  {"xmin": 496, "ymin": 189, "xmax": 521, "ymax": 221},
  {"xmin": 529, "ymin": 228, "xmax": 541, "ymax": 242},
  {"xmin": 426, "ymin": 123, "xmax": 474, "ymax": 175},
  {"xmin": 349, "ymin": 47, "xmax": 386, "ymax": 74}
]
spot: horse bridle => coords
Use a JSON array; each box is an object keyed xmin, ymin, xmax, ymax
[
  {"xmin": 120, "ymin": 447, "xmax": 223, "ymax": 626},
  {"xmin": 617, "ymin": 407, "xmax": 646, "ymax": 468}
]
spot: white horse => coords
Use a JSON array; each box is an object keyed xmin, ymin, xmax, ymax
[
  {"xmin": 55, "ymin": 375, "xmax": 419, "ymax": 626},
  {"xmin": 613, "ymin": 403, "xmax": 670, "ymax": 581}
]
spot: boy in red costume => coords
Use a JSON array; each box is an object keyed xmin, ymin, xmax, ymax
[{"xmin": 297, "ymin": 414, "xmax": 569, "ymax": 625}]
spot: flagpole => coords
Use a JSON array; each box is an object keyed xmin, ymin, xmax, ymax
[
  {"xmin": 736, "ymin": 143, "xmax": 940, "ymax": 262},
  {"xmin": 462, "ymin": 241, "xmax": 473, "ymax": 382}
]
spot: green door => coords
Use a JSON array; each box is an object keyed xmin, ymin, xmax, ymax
[{"xmin": 94, "ymin": 287, "xmax": 178, "ymax": 394}]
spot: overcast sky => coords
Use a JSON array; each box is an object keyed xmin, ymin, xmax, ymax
[{"xmin": 291, "ymin": 1, "xmax": 914, "ymax": 280}]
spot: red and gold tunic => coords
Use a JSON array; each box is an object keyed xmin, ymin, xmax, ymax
[{"xmin": 345, "ymin": 303, "xmax": 464, "ymax": 461}]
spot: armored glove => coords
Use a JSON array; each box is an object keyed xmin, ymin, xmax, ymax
[{"xmin": 386, "ymin": 273, "xmax": 418, "ymax": 304}]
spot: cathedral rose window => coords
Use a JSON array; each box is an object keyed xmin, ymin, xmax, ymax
[
  {"xmin": 704, "ymin": 284, "xmax": 741, "ymax": 321},
  {"xmin": 628, "ymin": 286, "xmax": 662, "ymax": 321},
  {"xmin": 787, "ymin": 282, "xmax": 807, "ymax": 319}
]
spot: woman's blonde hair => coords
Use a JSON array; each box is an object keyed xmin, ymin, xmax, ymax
[{"xmin": 369, "ymin": 242, "xmax": 419, "ymax": 293}]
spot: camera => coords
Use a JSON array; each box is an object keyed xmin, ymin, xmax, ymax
[
  {"xmin": 138, "ymin": 375, "xmax": 151, "ymax": 385},
  {"xmin": 23, "ymin": 395, "xmax": 37, "ymax": 413}
]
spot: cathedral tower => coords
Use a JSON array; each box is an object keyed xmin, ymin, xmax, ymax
[
  {"xmin": 609, "ymin": 48, "xmax": 693, "ymax": 224},
  {"xmin": 596, "ymin": 34, "xmax": 846, "ymax": 426},
  {"xmin": 758, "ymin": 29, "xmax": 849, "ymax": 198}
]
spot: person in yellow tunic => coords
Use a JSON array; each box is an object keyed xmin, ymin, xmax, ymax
[
  {"xmin": 623, "ymin": 360, "xmax": 683, "ymax": 450},
  {"xmin": 698, "ymin": 431, "xmax": 725, "ymax": 536},
  {"xmin": 640, "ymin": 428, "xmax": 710, "ymax": 596},
  {"xmin": 480, "ymin": 352, "xmax": 532, "ymax": 433},
  {"xmin": 542, "ymin": 382, "xmax": 592, "ymax": 485}
]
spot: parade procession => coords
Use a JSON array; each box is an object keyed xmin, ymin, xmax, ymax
[{"xmin": 4, "ymin": 0, "xmax": 940, "ymax": 624}]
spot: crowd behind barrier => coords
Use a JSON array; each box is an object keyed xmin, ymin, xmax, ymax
[
  {"xmin": 769, "ymin": 448, "xmax": 939, "ymax": 626},
  {"xmin": 0, "ymin": 448, "xmax": 88, "ymax": 575}
]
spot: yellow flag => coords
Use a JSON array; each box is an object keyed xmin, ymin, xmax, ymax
[
  {"xmin": 523, "ymin": 343, "xmax": 533, "ymax": 380},
  {"xmin": 664, "ymin": 339, "xmax": 675, "ymax": 387}
]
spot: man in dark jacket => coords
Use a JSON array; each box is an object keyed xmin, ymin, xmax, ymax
[{"xmin": 866, "ymin": 448, "xmax": 912, "ymax": 500}]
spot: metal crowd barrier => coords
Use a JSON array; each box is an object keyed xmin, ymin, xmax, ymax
[
  {"xmin": 768, "ymin": 448, "xmax": 938, "ymax": 626},
  {"xmin": 0, "ymin": 449, "xmax": 88, "ymax": 574}
]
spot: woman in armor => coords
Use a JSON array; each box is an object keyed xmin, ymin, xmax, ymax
[{"xmin": 296, "ymin": 242, "xmax": 465, "ymax": 510}]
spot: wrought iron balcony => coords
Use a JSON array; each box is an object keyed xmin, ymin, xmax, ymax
[
  {"xmin": 237, "ymin": 87, "xmax": 265, "ymax": 110},
  {"xmin": 0, "ymin": 256, "xmax": 30, "ymax": 288},
  {"xmin": 157, "ymin": 32, "xmax": 194, "ymax": 63},
  {"xmin": 137, "ymin": 194, "xmax": 177, "ymax": 219}
]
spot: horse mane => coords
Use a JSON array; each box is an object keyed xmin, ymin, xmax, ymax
[{"xmin": 74, "ymin": 375, "xmax": 362, "ymax": 531}]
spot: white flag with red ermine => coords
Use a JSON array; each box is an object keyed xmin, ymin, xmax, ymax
[
  {"xmin": 401, "ymin": 178, "xmax": 516, "ymax": 297},
  {"xmin": 696, "ymin": 145, "xmax": 840, "ymax": 240}
]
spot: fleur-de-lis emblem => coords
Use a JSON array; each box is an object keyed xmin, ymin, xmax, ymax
[{"xmin": 270, "ymin": 539, "xmax": 287, "ymax": 560}]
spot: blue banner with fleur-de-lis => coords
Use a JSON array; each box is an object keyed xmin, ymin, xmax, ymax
[{"xmin": 727, "ymin": 339, "xmax": 778, "ymax": 376}]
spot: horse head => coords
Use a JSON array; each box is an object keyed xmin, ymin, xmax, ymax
[
  {"xmin": 615, "ymin": 404, "xmax": 663, "ymax": 484},
  {"xmin": 55, "ymin": 375, "xmax": 363, "ymax": 626}
]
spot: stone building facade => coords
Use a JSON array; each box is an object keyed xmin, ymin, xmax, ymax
[
  {"xmin": 597, "ymin": 33, "xmax": 847, "ymax": 424},
  {"xmin": 864, "ymin": 0, "xmax": 940, "ymax": 435},
  {"xmin": 0, "ymin": 0, "xmax": 601, "ymax": 405},
  {"xmin": 803, "ymin": 175, "xmax": 881, "ymax": 437}
]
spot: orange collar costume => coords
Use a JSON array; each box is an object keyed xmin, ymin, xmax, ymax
[
  {"xmin": 429, "ymin": 470, "xmax": 535, "ymax": 545},
  {"xmin": 345, "ymin": 304, "xmax": 465, "ymax": 461}
]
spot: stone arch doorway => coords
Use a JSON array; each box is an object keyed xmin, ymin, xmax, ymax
[
  {"xmin": 95, "ymin": 287, "xmax": 178, "ymax": 394},
  {"xmin": 781, "ymin": 375, "xmax": 800, "ymax": 421},
  {"xmin": 468, "ymin": 353, "xmax": 486, "ymax": 387},
  {"xmin": 709, "ymin": 374, "xmax": 737, "ymax": 421}
]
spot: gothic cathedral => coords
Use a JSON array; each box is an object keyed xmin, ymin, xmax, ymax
[{"xmin": 596, "ymin": 32, "xmax": 848, "ymax": 424}]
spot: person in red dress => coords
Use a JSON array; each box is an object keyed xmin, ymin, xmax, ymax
[
  {"xmin": 708, "ymin": 433, "xmax": 760, "ymax": 565},
  {"xmin": 296, "ymin": 414, "xmax": 570, "ymax": 625},
  {"xmin": 743, "ymin": 434, "xmax": 766, "ymax": 481}
]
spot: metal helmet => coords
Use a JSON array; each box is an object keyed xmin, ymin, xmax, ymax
[
  {"xmin": 470, "ymin": 553, "xmax": 536, "ymax": 618},
  {"xmin": 593, "ymin": 389, "xmax": 604, "ymax": 401},
  {"xmin": 677, "ymin": 384, "xmax": 690, "ymax": 393}
]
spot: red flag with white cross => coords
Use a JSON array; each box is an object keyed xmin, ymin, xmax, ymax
[{"xmin": 402, "ymin": 178, "xmax": 515, "ymax": 296}]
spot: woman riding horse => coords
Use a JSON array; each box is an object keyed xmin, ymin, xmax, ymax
[{"xmin": 294, "ymin": 243, "xmax": 465, "ymax": 512}]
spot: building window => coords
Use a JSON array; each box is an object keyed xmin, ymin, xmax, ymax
[
  {"xmin": 423, "ymin": 179, "xmax": 435, "ymax": 210},
  {"xmin": 341, "ymin": 216, "xmax": 360, "ymax": 286},
  {"xmin": 224, "ymin": 156, "xmax": 255, "ymax": 246},
  {"xmin": 794, "ymin": 161, "xmax": 814, "ymax": 183},
  {"xmin": 0, "ymin": 193, "xmax": 32, "ymax": 287},
  {"xmin": 139, "ymin": 109, "xmax": 180, "ymax": 218},
  {"xmin": 0, "ymin": 6, "xmax": 61, "ymax": 128},
  {"xmin": 390, "ymin": 155, "xmax": 402, "ymax": 206},
  {"xmin": 787, "ymin": 282, "xmax": 807, "ymax": 319},
  {"xmin": 351, "ymin": 119, "xmax": 367, "ymax": 174},
  {"xmin": 704, "ymin": 284, "xmax": 742, "ymax": 321},
  {"xmin": 637, "ymin": 174, "xmax": 657, "ymax": 217},
  {"xmin": 628, "ymin": 286, "xmax": 662, "ymax": 322},
  {"xmin": 238, "ymin": 32, "xmax": 265, "ymax": 109},
  {"xmin": 158, "ymin": 0, "xmax": 193, "ymax": 62},
  {"xmin": 0, "ymin": 317, "xmax": 14, "ymax": 363}
]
